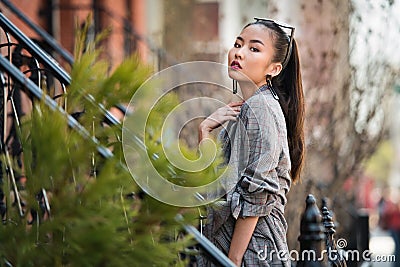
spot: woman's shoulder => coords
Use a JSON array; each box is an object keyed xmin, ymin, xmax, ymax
[
  {"xmin": 243, "ymin": 90, "xmax": 281, "ymax": 116},
  {"xmin": 241, "ymin": 90, "xmax": 286, "ymax": 130},
  {"xmin": 247, "ymin": 89, "xmax": 278, "ymax": 107}
]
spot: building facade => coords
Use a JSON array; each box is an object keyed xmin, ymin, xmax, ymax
[{"xmin": 1, "ymin": 0, "xmax": 272, "ymax": 70}]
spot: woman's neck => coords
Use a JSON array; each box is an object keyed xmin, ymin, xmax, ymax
[{"xmin": 238, "ymin": 81, "xmax": 264, "ymax": 100}]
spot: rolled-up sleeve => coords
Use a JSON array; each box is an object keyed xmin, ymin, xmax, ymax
[{"xmin": 230, "ymin": 96, "xmax": 283, "ymax": 219}]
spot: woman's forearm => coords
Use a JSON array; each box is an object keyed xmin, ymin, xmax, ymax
[{"xmin": 228, "ymin": 216, "xmax": 259, "ymax": 266}]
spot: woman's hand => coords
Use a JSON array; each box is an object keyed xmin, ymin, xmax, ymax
[{"xmin": 198, "ymin": 101, "xmax": 243, "ymax": 142}]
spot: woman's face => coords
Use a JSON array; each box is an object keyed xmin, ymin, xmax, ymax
[{"xmin": 228, "ymin": 24, "xmax": 281, "ymax": 88}]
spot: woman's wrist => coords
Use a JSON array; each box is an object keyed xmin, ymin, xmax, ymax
[
  {"xmin": 228, "ymin": 254, "xmax": 243, "ymax": 266},
  {"xmin": 198, "ymin": 122, "xmax": 212, "ymax": 141}
]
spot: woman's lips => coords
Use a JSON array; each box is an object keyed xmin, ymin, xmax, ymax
[{"xmin": 230, "ymin": 60, "xmax": 242, "ymax": 70}]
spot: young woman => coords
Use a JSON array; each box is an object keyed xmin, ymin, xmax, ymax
[{"xmin": 197, "ymin": 18, "xmax": 305, "ymax": 266}]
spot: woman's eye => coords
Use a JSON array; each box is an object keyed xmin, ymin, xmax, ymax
[
  {"xmin": 234, "ymin": 43, "xmax": 241, "ymax": 48},
  {"xmin": 250, "ymin": 47, "xmax": 259, "ymax": 52}
]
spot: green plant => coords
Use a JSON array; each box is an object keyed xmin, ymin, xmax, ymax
[{"xmin": 0, "ymin": 24, "xmax": 199, "ymax": 266}]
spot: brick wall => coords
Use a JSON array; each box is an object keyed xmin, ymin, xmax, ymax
[{"xmin": 1, "ymin": 0, "xmax": 146, "ymax": 68}]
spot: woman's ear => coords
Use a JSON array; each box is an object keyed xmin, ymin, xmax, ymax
[{"xmin": 266, "ymin": 62, "xmax": 282, "ymax": 77}]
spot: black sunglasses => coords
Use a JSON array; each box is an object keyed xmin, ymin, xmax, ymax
[{"xmin": 254, "ymin": 18, "xmax": 295, "ymax": 67}]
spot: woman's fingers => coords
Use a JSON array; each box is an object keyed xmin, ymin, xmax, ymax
[
  {"xmin": 224, "ymin": 108, "xmax": 240, "ymax": 116},
  {"xmin": 226, "ymin": 115, "xmax": 239, "ymax": 121},
  {"xmin": 228, "ymin": 101, "xmax": 244, "ymax": 107},
  {"xmin": 225, "ymin": 104, "xmax": 242, "ymax": 115},
  {"xmin": 201, "ymin": 101, "xmax": 243, "ymax": 131},
  {"xmin": 227, "ymin": 101, "xmax": 244, "ymax": 114},
  {"xmin": 223, "ymin": 109, "xmax": 240, "ymax": 123}
]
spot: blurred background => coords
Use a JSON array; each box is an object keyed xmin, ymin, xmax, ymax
[{"xmin": 2, "ymin": 0, "xmax": 399, "ymax": 265}]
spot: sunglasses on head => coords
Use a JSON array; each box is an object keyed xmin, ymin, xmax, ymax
[{"xmin": 254, "ymin": 18, "xmax": 295, "ymax": 67}]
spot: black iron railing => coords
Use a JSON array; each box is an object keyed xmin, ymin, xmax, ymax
[{"xmin": 0, "ymin": 8, "xmax": 235, "ymax": 267}]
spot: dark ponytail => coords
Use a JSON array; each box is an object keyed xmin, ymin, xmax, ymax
[
  {"xmin": 273, "ymin": 39, "xmax": 305, "ymax": 183},
  {"xmin": 245, "ymin": 20, "xmax": 305, "ymax": 183}
]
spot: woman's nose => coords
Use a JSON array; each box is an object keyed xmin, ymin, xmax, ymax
[{"xmin": 235, "ymin": 47, "xmax": 243, "ymax": 59}]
